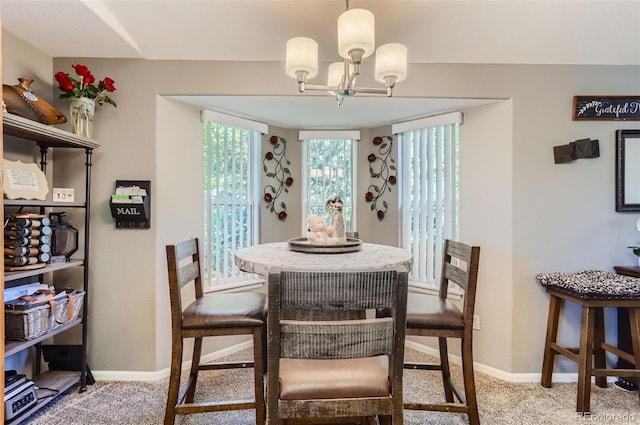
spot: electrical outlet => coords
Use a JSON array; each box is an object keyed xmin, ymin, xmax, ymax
[
  {"xmin": 53, "ymin": 187, "xmax": 75, "ymax": 202},
  {"xmin": 473, "ymin": 314, "xmax": 480, "ymax": 330}
]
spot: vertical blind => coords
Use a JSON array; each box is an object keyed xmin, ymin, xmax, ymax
[
  {"xmin": 202, "ymin": 111, "xmax": 263, "ymax": 289},
  {"xmin": 396, "ymin": 113, "xmax": 461, "ymax": 287}
]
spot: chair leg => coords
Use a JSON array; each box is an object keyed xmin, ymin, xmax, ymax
[
  {"xmin": 186, "ymin": 336, "xmax": 203, "ymax": 403},
  {"xmin": 461, "ymin": 335, "xmax": 480, "ymax": 425},
  {"xmin": 164, "ymin": 338, "xmax": 183, "ymax": 425},
  {"xmin": 577, "ymin": 305, "xmax": 595, "ymax": 413},
  {"xmin": 438, "ymin": 337, "xmax": 454, "ymax": 402},
  {"xmin": 253, "ymin": 327, "xmax": 266, "ymax": 425},
  {"xmin": 593, "ymin": 307, "xmax": 607, "ymax": 388},
  {"xmin": 627, "ymin": 307, "xmax": 640, "ymax": 404},
  {"xmin": 541, "ymin": 295, "xmax": 562, "ymax": 388}
]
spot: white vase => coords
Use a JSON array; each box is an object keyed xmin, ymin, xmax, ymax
[{"xmin": 69, "ymin": 97, "xmax": 95, "ymax": 138}]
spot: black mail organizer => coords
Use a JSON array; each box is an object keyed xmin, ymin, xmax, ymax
[{"xmin": 109, "ymin": 180, "xmax": 151, "ymax": 229}]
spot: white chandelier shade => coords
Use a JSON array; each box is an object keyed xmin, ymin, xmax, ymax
[
  {"xmin": 375, "ymin": 43, "xmax": 408, "ymax": 83},
  {"xmin": 338, "ymin": 8, "xmax": 375, "ymax": 60},
  {"xmin": 327, "ymin": 62, "xmax": 346, "ymax": 89},
  {"xmin": 285, "ymin": 37, "xmax": 318, "ymax": 80},
  {"xmin": 285, "ymin": 0, "xmax": 407, "ymax": 108}
]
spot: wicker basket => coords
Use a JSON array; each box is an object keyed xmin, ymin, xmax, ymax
[{"xmin": 5, "ymin": 291, "xmax": 85, "ymax": 341}]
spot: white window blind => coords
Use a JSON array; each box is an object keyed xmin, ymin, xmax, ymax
[
  {"xmin": 202, "ymin": 111, "xmax": 262, "ymax": 289},
  {"xmin": 397, "ymin": 113, "xmax": 461, "ymax": 287},
  {"xmin": 301, "ymin": 135, "xmax": 357, "ymax": 234}
]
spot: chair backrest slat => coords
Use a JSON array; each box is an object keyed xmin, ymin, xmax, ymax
[
  {"xmin": 279, "ymin": 270, "xmax": 398, "ymax": 311},
  {"xmin": 439, "ymin": 239, "xmax": 481, "ymax": 320},
  {"xmin": 443, "ymin": 262, "xmax": 469, "ymax": 291},
  {"xmin": 280, "ymin": 318, "xmax": 394, "ymax": 359},
  {"xmin": 269, "ymin": 267, "xmax": 408, "ymax": 361},
  {"xmin": 166, "ymin": 238, "xmax": 204, "ymax": 324},
  {"xmin": 178, "ymin": 261, "xmax": 201, "ymax": 290}
]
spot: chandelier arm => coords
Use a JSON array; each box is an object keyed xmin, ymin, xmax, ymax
[
  {"xmin": 352, "ymin": 86, "xmax": 393, "ymax": 96},
  {"xmin": 300, "ymin": 84, "xmax": 335, "ymax": 92},
  {"xmin": 346, "ymin": 64, "xmax": 359, "ymax": 91}
]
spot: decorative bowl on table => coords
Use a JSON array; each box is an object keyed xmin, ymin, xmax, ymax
[{"xmin": 286, "ymin": 237, "xmax": 362, "ymax": 254}]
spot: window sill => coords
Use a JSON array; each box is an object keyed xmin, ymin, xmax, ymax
[
  {"xmin": 409, "ymin": 281, "xmax": 463, "ymax": 300},
  {"xmin": 205, "ymin": 275, "xmax": 265, "ymax": 294}
]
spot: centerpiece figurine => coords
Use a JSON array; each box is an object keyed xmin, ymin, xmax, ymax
[{"xmin": 307, "ymin": 196, "xmax": 347, "ymax": 246}]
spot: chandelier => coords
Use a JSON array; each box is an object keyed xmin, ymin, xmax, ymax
[{"xmin": 285, "ymin": 0, "xmax": 408, "ymax": 108}]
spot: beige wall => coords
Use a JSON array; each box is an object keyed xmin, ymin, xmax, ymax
[{"xmin": 4, "ymin": 28, "xmax": 640, "ymax": 378}]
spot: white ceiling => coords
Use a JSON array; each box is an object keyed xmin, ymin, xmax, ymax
[{"xmin": 1, "ymin": 0, "xmax": 638, "ymax": 129}]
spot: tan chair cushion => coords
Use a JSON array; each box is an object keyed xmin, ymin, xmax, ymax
[
  {"xmin": 406, "ymin": 293, "xmax": 464, "ymax": 330},
  {"xmin": 279, "ymin": 355, "xmax": 390, "ymax": 400},
  {"xmin": 182, "ymin": 292, "xmax": 266, "ymax": 329}
]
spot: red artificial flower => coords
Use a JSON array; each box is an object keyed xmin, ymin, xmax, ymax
[
  {"xmin": 365, "ymin": 192, "xmax": 374, "ymax": 202},
  {"xmin": 367, "ymin": 154, "xmax": 376, "ymax": 163},
  {"xmin": 285, "ymin": 177, "xmax": 294, "ymax": 186},
  {"xmin": 388, "ymin": 176, "xmax": 397, "ymax": 185},
  {"xmin": 264, "ymin": 193, "xmax": 273, "ymax": 203},
  {"xmin": 100, "ymin": 77, "xmax": 116, "ymax": 92},
  {"xmin": 372, "ymin": 136, "xmax": 383, "ymax": 145},
  {"xmin": 270, "ymin": 135, "xmax": 279, "ymax": 145},
  {"xmin": 55, "ymin": 64, "xmax": 117, "ymax": 107},
  {"xmin": 54, "ymin": 72, "xmax": 74, "ymax": 91},
  {"xmin": 278, "ymin": 211, "xmax": 288, "ymax": 220},
  {"xmin": 265, "ymin": 152, "xmax": 274, "ymax": 160},
  {"xmin": 377, "ymin": 210, "xmax": 385, "ymax": 220},
  {"xmin": 72, "ymin": 64, "xmax": 90, "ymax": 77}
]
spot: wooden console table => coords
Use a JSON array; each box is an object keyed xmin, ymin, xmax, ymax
[{"xmin": 613, "ymin": 266, "xmax": 640, "ymax": 389}]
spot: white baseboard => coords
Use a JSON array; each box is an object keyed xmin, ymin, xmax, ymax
[
  {"xmin": 91, "ymin": 340, "xmax": 253, "ymax": 382},
  {"xmin": 93, "ymin": 338, "xmax": 616, "ymax": 384},
  {"xmin": 405, "ymin": 340, "xmax": 592, "ymax": 383}
]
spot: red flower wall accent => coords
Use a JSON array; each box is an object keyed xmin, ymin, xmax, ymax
[
  {"xmin": 364, "ymin": 136, "xmax": 396, "ymax": 221},
  {"xmin": 263, "ymin": 135, "xmax": 293, "ymax": 220}
]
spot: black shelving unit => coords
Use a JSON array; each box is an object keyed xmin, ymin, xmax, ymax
[{"xmin": 2, "ymin": 113, "xmax": 98, "ymax": 423}]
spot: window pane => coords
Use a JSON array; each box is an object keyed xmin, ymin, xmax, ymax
[
  {"xmin": 203, "ymin": 121, "xmax": 259, "ymax": 288},
  {"xmin": 304, "ymin": 139, "xmax": 356, "ymax": 231}
]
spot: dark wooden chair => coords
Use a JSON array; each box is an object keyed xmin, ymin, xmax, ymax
[
  {"xmin": 164, "ymin": 238, "xmax": 266, "ymax": 425},
  {"xmin": 266, "ymin": 267, "xmax": 408, "ymax": 425},
  {"xmin": 403, "ymin": 239, "xmax": 481, "ymax": 425}
]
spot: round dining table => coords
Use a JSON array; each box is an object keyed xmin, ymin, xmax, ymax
[{"xmin": 235, "ymin": 241, "xmax": 413, "ymax": 276}]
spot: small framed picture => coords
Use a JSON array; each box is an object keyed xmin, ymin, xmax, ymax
[{"xmin": 3, "ymin": 159, "xmax": 49, "ymax": 200}]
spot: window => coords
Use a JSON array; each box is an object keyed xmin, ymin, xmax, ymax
[
  {"xmin": 395, "ymin": 112, "xmax": 462, "ymax": 287},
  {"xmin": 202, "ymin": 110, "xmax": 265, "ymax": 289},
  {"xmin": 300, "ymin": 131, "xmax": 359, "ymax": 233}
]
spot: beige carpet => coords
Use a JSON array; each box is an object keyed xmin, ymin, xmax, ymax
[{"xmin": 25, "ymin": 348, "xmax": 639, "ymax": 425}]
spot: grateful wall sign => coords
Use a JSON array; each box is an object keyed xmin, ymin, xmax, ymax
[{"xmin": 573, "ymin": 96, "xmax": 640, "ymax": 121}]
